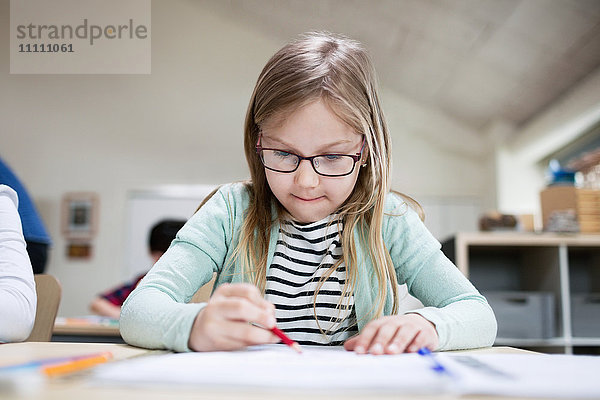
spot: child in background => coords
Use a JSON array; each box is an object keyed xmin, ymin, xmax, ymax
[
  {"xmin": 89, "ymin": 219, "xmax": 185, "ymax": 319},
  {"xmin": 121, "ymin": 32, "xmax": 497, "ymax": 354},
  {"xmin": 0, "ymin": 185, "xmax": 37, "ymax": 342}
]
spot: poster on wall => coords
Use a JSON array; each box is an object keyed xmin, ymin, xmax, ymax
[
  {"xmin": 62, "ymin": 192, "xmax": 99, "ymax": 239},
  {"xmin": 62, "ymin": 192, "xmax": 99, "ymax": 259}
]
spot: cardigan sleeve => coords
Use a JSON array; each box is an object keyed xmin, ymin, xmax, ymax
[
  {"xmin": 120, "ymin": 186, "xmax": 236, "ymax": 352},
  {"xmin": 384, "ymin": 195, "xmax": 497, "ymax": 350},
  {"xmin": 0, "ymin": 185, "xmax": 37, "ymax": 343}
]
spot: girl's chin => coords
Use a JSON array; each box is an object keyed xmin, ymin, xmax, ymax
[{"xmin": 287, "ymin": 209, "xmax": 331, "ymax": 223}]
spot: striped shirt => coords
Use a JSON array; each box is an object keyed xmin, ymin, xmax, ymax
[
  {"xmin": 265, "ymin": 215, "xmax": 358, "ymax": 345},
  {"xmin": 100, "ymin": 273, "xmax": 146, "ymax": 306}
]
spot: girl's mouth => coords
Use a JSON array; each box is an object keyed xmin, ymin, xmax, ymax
[{"xmin": 293, "ymin": 195, "xmax": 324, "ymax": 202}]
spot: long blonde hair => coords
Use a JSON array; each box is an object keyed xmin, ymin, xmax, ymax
[{"xmin": 236, "ymin": 32, "xmax": 404, "ymax": 321}]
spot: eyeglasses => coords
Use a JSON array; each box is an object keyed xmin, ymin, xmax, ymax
[{"xmin": 256, "ymin": 135, "xmax": 365, "ymax": 177}]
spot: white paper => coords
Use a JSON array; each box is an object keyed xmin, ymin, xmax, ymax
[
  {"xmin": 94, "ymin": 345, "xmax": 444, "ymax": 394},
  {"xmin": 440, "ymin": 353, "xmax": 600, "ymax": 398},
  {"xmin": 93, "ymin": 345, "xmax": 600, "ymax": 398}
]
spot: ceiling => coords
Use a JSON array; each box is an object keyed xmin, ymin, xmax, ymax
[{"xmin": 205, "ymin": 0, "xmax": 600, "ymax": 133}]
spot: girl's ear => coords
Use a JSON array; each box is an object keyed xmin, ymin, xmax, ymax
[{"xmin": 361, "ymin": 144, "xmax": 369, "ymax": 167}]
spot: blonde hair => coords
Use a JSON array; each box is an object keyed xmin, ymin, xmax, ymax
[{"xmin": 235, "ymin": 31, "xmax": 407, "ymax": 324}]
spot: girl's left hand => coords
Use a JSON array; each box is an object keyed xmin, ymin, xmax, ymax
[{"xmin": 343, "ymin": 314, "xmax": 438, "ymax": 355}]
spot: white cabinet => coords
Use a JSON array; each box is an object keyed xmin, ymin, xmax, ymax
[{"xmin": 442, "ymin": 232, "xmax": 600, "ymax": 354}]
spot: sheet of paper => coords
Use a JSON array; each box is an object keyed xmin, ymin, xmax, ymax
[
  {"xmin": 441, "ymin": 353, "xmax": 600, "ymax": 398},
  {"xmin": 93, "ymin": 345, "xmax": 600, "ymax": 398},
  {"xmin": 93, "ymin": 345, "xmax": 444, "ymax": 394}
]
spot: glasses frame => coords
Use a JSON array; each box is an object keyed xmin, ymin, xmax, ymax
[{"xmin": 256, "ymin": 134, "xmax": 366, "ymax": 177}]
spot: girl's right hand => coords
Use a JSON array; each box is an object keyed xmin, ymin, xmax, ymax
[{"xmin": 188, "ymin": 283, "xmax": 280, "ymax": 351}]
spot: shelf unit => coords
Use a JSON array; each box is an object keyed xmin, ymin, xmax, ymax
[{"xmin": 442, "ymin": 232, "xmax": 600, "ymax": 354}]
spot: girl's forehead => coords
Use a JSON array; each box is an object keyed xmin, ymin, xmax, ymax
[
  {"xmin": 262, "ymin": 99, "xmax": 357, "ymax": 135},
  {"xmin": 260, "ymin": 96, "xmax": 359, "ymax": 130},
  {"xmin": 260, "ymin": 126, "xmax": 359, "ymax": 145}
]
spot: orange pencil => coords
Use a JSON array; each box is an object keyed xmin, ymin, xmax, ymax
[{"xmin": 42, "ymin": 352, "xmax": 113, "ymax": 377}]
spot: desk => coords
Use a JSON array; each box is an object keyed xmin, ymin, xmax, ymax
[
  {"xmin": 52, "ymin": 317, "xmax": 124, "ymax": 344},
  {"xmin": 0, "ymin": 343, "xmax": 541, "ymax": 400}
]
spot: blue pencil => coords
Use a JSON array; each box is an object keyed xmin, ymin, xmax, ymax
[{"xmin": 417, "ymin": 347, "xmax": 453, "ymax": 376}]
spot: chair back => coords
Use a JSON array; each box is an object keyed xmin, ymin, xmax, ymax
[
  {"xmin": 26, "ymin": 274, "xmax": 62, "ymax": 342},
  {"xmin": 190, "ymin": 273, "xmax": 216, "ymax": 303}
]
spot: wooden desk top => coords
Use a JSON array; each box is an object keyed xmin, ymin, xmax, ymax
[
  {"xmin": 53, "ymin": 317, "xmax": 121, "ymax": 337},
  {"xmin": 0, "ymin": 342, "xmax": 149, "ymax": 366},
  {"xmin": 0, "ymin": 343, "xmax": 541, "ymax": 400}
]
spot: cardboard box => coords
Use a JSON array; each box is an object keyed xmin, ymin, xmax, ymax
[
  {"xmin": 540, "ymin": 186, "xmax": 600, "ymax": 233},
  {"xmin": 519, "ymin": 214, "xmax": 535, "ymax": 232}
]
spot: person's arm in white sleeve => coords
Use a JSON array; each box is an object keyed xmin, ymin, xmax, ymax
[{"xmin": 0, "ymin": 185, "xmax": 37, "ymax": 343}]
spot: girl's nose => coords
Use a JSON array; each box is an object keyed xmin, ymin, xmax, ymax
[{"xmin": 294, "ymin": 159, "xmax": 319, "ymax": 188}]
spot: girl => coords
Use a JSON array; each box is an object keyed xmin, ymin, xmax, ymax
[{"xmin": 120, "ymin": 32, "xmax": 497, "ymax": 354}]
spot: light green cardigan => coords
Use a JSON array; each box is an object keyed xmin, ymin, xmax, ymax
[{"xmin": 121, "ymin": 183, "xmax": 497, "ymax": 352}]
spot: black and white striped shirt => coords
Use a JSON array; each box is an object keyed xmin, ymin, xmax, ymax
[{"xmin": 265, "ymin": 215, "xmax": 358, "ymax": 345}]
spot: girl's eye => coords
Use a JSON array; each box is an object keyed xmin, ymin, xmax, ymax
[
  {"xmin": 324, "ymin": 155, "xmax": 342, "ymax": 161},
  {"xmin": 274, "ymin": 151, "xmax": 292, "ymax": 158}
]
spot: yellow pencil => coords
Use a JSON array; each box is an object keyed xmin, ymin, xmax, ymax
[{"xmin": 42, "ymin": 352, "xmax": 113, "ymax": 377}]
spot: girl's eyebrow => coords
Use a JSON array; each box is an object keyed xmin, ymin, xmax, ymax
[{"xmin": 262, "ymin": 136, "xmax": 355, "ymax": 153}]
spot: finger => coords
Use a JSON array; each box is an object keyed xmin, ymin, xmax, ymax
[
  {"xmin": 343, "ymin": 335, "xmax": 360, "ymax": 351},
  {"xmin": 388, "ymin": 324, "xmax": 419, "ymax": 353},
  {"xmin": 189, "ymin": 304, "xmax": 278, "ymax": 352},
  {"xmin": 210, "ymin": 282, "xmax": 231, "ymax": 299},
  {"xmin": 220, "ymin": 321, "xmax": 280, "ymax": 348},
  {"xmin": 213, "ymin": 283, "xmax": 274, "ymax": 314},
  {"xmin": 204, "ymin": 325, "xmax": 277, "ymax": 351},
  {"xmin": 403, "ymin": 314, "xmax": 438, "ymax": 352},
  {"xmin": 213, "ymin": 283, "xmax": 259, "ymax": 301},
  {"xmin": 406, "ymin": 331, "xmax": 432, "ymax": 353},
  {"xmin": 348, "ymin": 319, "xmax": 385, "ymax": 354},
  {"xmin": 367, "ymin": 323, "xmax": 400, "ymax": 355},
  {"xmin": 212, "ymin": 297, "xmax": 276, "ymax": 328}
]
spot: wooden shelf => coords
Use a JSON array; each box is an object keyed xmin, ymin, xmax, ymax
[{"xmin": 571, "ymin": 337, "xmax": 600, "ymax": 346}]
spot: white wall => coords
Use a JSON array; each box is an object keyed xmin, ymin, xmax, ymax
[
  {"xmin": 124, "ymin": 185, "xmax": 216, "ymax": 280},
  {"xmin": 1, "ymin": 0, "xmax": 493, "ymax": 316},
  {"xmin": 383, "ymin": 87, "xmax": 491, "ymax": 198},
  {"xmin": 495, "ymin": 67, "xmax": 600, "ymax": 222}
]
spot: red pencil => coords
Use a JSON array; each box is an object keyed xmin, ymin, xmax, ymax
[{"xmin": 270, "ymin": 326, "xmax": 303, "ymax": 354}]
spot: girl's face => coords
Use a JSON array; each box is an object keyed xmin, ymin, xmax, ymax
[{"xmin": 260, "ymin": 99, "xmax": 364, "ymax": 223}]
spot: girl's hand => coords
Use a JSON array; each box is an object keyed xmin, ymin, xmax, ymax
[
  {"xmin": 188, "ymin": 283, "xmax": 280, "ymax": 351},
  {"xmin": 343, "ymin": 314, "xmax": 438, "ymax": 355}
]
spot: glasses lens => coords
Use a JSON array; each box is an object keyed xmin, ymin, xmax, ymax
[
  {"xmin": 261, "ymin": 150, "xmax": 299, "ymax": 172},
  {"xmin": 313, "ymin": 155, "xmax": 354, "ymax": 176}
]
